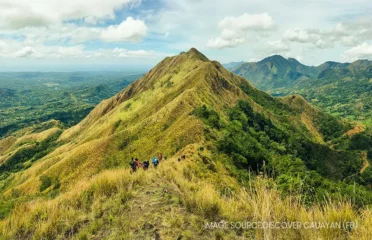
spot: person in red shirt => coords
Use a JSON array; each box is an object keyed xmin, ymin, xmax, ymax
[{"xmin": 134, "ymin": 158, "xmax": 141, "ymax": 170}]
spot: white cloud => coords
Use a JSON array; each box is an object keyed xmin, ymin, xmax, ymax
[
  {"xmin": 265, "ymin": 40, "xmax": 290, "ymax": 54},
  {"xmin": 70, "ymin": 27, "xmax": 102, "ymax": 43},
  {"xmin": 207, "ymin": 37, "xmax": 245, "ymax": 49},
  {"xmin": 55, "ymin": 46, "xmax": 84, "ymax": 58},
  {"xmin": 11, "ymin": 19, "xmax": 148, "ymax": 45},
  {"xmin": 0, "ymin": 37, "xmax": 157, "ymax": 60},
  {"xmin": 218, "ymin": 13, "xmax": 275, "ymax": 31},
  {"xmin": 0, "ymin": 0, "xmax": 141, "ymax": 29},
  {"xmin": 207, "ymin": 12, "xmax": 275, "ymax": 49},
  {"xmin": 283, "ymin": 28, "xmax": 309, "ymax": 43},
  {"xmin": 112, "ymin": 48, "xmax": 154, "ymax": 57},
  {"xmin": 343, "ymin": 43, "xmax": 372, "ymax": 61},
  {"xmin": 0, "ymin": 41, "xmax": 8, "ymax": 52},
  {"xmin": 282, "ymin": 17, "xmax": 372, "ymax": 50},
  {"xmin": 101, "ymin": 17, "xmax": 147, "ymax": 42},
  {"xmin": 14, "ymin": 46, "xmax": 37, "ymax": 58}
]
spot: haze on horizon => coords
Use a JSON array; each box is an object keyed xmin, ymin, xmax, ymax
[{"xmin": 0, "ymin": 0, "xmax": 371, "ymax": 71}]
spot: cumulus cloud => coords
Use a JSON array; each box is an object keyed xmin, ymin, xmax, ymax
[
  {"xmin": 218, "ymin": 13, "xmax": 275, "ymax": 31},
  {"xmin": 343, "ymin": 43, "xmax": 372, "ymax": 61},
  {"xmin": 101, "ymin": 17, "xmax": 147, "ymax": 42},
  {"xmin": 264, "ymin": 40, "xmax": 290, "ymax": 54},
  {"xmin": 207, "ymin": 37, "xmax": 245, "ymax": 49},
  {"xmin": 14, "ymin": 19, "xmax": 148, "ymax": 45},
  {"xmin": 14, "ymin": 46, "xmax": 37, "ymax": 58},
  {"xmin": 207, "ymin": 13, "xmax": 275, "ymax": 49},
  {"xmin": 282, "ymin": 17, "xmax": 372, "ymax": 50},
  {"xmin": 0, "ymin": 37, "xmax": 157, "ymax": 60},
  {"xmin": 112, "ymin": 48, "xmax": 154, "ymax": 57},
  {"xmin": 70, "ymin": 27, "xmax": 102, "ymax": 43},
  {"xmin": 0, "ymin": 1, "xmax": 149, "ymax": 63},
  {"xmin": 0, "ymin": 0, "xmax": 141, "ymax": 29},
  {"xmin": 55, "ymin": 46, "xmax": 84, "ymax": 58},
  {"xmin": 283, "ymin": 28, "xmax": 309, "ymax": 43},
  {"xmin": 283, "ymin": 28, "xmax": 332, "ymax": 49}
]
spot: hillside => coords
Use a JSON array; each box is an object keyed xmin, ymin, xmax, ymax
[{"xmin": 1, "ymin": 48, "xmax": 372, "ymax": 239}]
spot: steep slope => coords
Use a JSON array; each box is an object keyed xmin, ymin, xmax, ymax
[
  {"xmin": 232, "ymin": 55, "xmax": 318, "ymax": 90},
  {"xmin": 1, "ymin": 48, "xmax": 371, "ymax": 239}
]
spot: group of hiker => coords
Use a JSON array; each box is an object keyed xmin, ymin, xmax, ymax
[
  {"xmin": 129, "ymin": 153, "xmax": 188, "ymax": 172},
  {"xmin": 129, "ymin": 153, "xmax": 165, "ymax": 172}
]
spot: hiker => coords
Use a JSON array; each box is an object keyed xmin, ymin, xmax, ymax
[
  {"xmin": 152, "ymin": 157, "xmax": 159, "ymax": 168},
  {"xmin": 158, "ymin": 153, "xmax": 163, "ymax": 162},
  {"xmin": 134, "ymin": 158, "xmax": 141, "ymax": 170},
  {"xmin": 129, "ymin": 157, "xmax": 136, "ymax": 172},
  {"xmin": 143, "ymin": 160, "xmax": 150, "ymax": 170},
  {"xmin": 181, "ymin": 155, "xmax": 186, "ymax": 160}
]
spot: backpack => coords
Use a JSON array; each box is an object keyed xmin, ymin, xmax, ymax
[{"xmin": 129, "ymin": 159, "xmax": 134, "ymax": 166}]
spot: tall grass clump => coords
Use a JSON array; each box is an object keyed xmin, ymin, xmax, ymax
[{"xmin": 0, "ymin": 169, "xmax": 145, "ymax": 239}]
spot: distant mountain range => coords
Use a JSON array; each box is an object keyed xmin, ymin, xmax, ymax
[
  {"xmin": 229, "ymin": 56, "xmax": 372, "ymax": 122},
  {"xmin": 222, "ymin": 61, "xmax": 245, "ymax": 70}
]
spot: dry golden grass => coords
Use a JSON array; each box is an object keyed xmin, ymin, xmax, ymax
[
  {"xmin": 0, "ymin": 136, "xmax": 16, "ymax": 155},
  {"xmin": 300, "ymin": 113, "xmax": 324, "ymax": 143},
  {"xmin": 0, "ymin": 127, "xmax": 61, "ymax": 164},
  {"xmin": 2, "ymin": 148, "xmax": 372, "ymax": 239}
]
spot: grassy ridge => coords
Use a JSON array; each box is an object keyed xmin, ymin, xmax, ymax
[{"xmin": 1, "ymin": 152, "xmax": 371, "ymax": 239}]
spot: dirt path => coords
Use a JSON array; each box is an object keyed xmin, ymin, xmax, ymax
[
  {"xmin": 360, "ymin": 151, "xmax": 369, "ymax": 174},
  {"xmin": 91, "ymin": 171, "xmax": 184, "ymax": 240},
  {"xmin": 126, "ymin": 180, "xmax": 166, "ymax": 240}
]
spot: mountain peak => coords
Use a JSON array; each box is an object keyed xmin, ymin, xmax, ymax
[
  {"xmin": 259, "ymin": 55, "xmax": 289, "ymax": 66},
  {"xmin": 351, "ymin": 59, "xmax": 371, "ymax": 66},
  {"xmin": 185, "ymin": 47, "xmax": 209, "ymax": 61},
  {"xmin": 288, "ymin": 57, "xmax": 300, "ymax": 64},
  {"xmin": 263, "ymin": 54, "xmax": 286, "ymax": 61},
  {"xmin": 187, "ymin": 47, "xmax": 200, "ymax": 54}
]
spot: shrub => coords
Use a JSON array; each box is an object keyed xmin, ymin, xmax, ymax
[
  {"xmin": 39, "ymin": 175, "xmax": 52, "ymax": 192},
  {"xmin": 193, "ymin": 105, "xmax": 221, "ymax": 129}
]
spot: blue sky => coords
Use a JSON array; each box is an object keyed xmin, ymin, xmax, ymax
[{"xmin": 0, "ymin": 0, "xmax": 371, "ymax": 71}]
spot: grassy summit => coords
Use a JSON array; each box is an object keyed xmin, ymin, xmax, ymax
[{"xmin": 0, "ymin": 48, "xmax": 371, "ymax": 239}]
